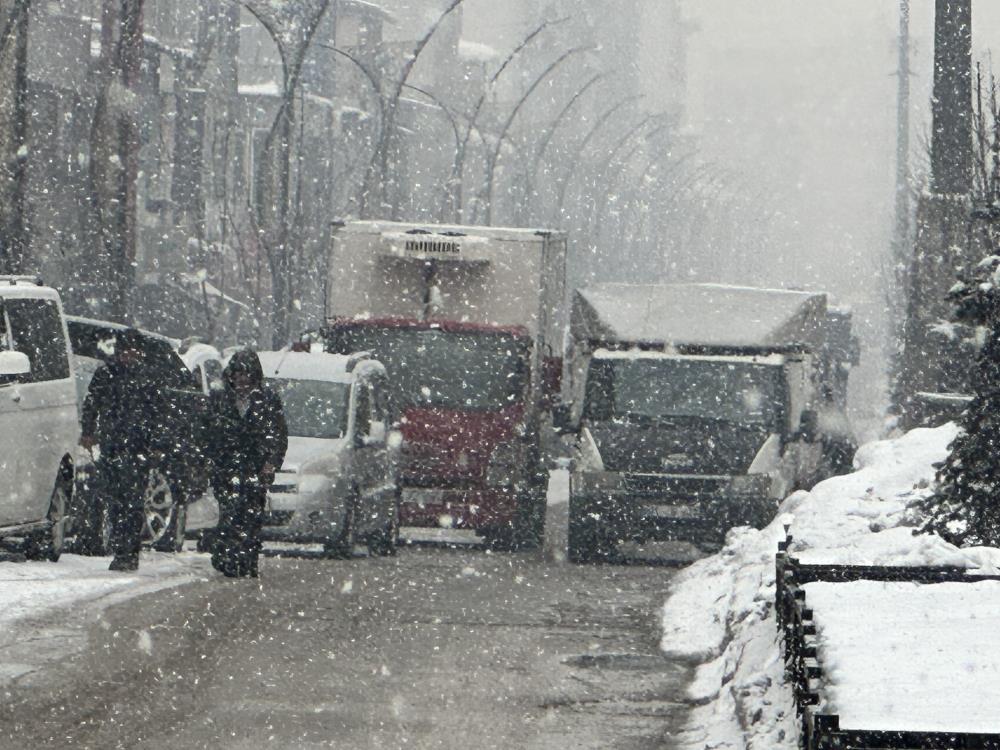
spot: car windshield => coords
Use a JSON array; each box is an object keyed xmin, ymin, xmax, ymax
[
  {"xmin": 267, "ymin": 377, "xmax": 349, "ymax": 439},
  {"xmin": 328, "ymin": 326, "xmax": 528, "ymax": 412},
  {"xmin": 586, "ymin": 356, "xmax": 785, "ymax": 427}
]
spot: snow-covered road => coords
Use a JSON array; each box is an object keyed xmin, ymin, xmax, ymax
[{"xmin": 0, "ymin": 551, "xmax": 212, "ymax": 688}]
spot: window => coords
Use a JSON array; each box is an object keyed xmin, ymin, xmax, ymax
[{"xmin": 5, "ymin": 298, "xmax": 70, "ymax": 382}]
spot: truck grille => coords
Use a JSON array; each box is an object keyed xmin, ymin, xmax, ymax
[{"xmin": 622, "ymin": 474, "xmax": 730, "ymax": 499}]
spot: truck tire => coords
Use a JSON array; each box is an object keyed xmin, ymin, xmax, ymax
[
  {"xmin": 567, "ymin": 494, "xmax": 615, "ymax": 564},
  {"xmin": 511, "ymin": 480, "xmax": 547, "ymax": 551}
]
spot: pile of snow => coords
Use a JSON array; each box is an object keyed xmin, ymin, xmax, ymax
[{"xmin": 660, "ymin": 423, "xmax": 1000, "ymax": 749}]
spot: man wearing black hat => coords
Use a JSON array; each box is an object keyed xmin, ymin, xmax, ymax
[
  {"xmin": 207, "ymin": 349, "xmax": 287, "ymax": 578},
  {"xmin": 80, "ymin": 329, "xmax": 168, "ymax": 571}
]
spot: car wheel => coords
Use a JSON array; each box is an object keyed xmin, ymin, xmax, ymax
[
  {"xmin": 143, "ymin": 468, "xmax": 176, "ymax": 546},
  {"xmin": 153, "ymin": 500, "xmax": 187, "ymax": 553},
  {"xmin": 24, "ymin": 479, "xmax": 70, "ymax": 563},
  {"xmin": 366, "ymin": 488, "xmax": 399, "ymax": 557},
  {"xmin": 323, "ymin": 496, "xmax": 355, "ymax": 560}
]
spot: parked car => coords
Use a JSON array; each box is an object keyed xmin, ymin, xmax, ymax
[
  {"xmin": 65, "ymin": 316, "xmax": 211, "ymax": 554},
  {"xmin": 0, "ymin": 277, "xmax": 78, "ymax": 561},
  {"xmin": 256, "ymin": 350, "xmax": 401, "ymax": 557}
]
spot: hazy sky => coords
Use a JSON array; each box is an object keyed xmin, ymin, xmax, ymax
[{"xmin": 681, "ymin": 2, "xmax": 1000, "ymax": 428}]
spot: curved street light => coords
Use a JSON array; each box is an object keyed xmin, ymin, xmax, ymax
[
  {"xmin": 449, "ymin": 17, "xmax": 567, "ymax": 222},
  {"xmin": 518, "ymin": 72, "xmax": 607, "ymax": 224},
  {"xmin": 551, "ymin": 93, "xmax": 645, "ymax": 226},
  {"xmin": 480, "ymin": 44, "xmax": 594, "ymax": 225},
  {"xmin": 360, "ymin": 0, "xmax": 467, "ymax": 219}
]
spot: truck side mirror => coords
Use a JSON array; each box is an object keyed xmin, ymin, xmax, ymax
[
  {"xmin": 552, "ymin": 402, "xmax": 577, "ymax": 435},
  {"xmin": 798, "ymin": 409, "xmax": 819, "ymax": 443}
]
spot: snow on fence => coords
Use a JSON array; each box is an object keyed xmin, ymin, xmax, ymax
[{"xmin": 776, "ymin": 531, "xmax": 1000, "ymax": 750}]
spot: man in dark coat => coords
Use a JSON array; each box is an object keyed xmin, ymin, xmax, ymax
[
  {"xmin": 208, "ymin": 349, "xmax": 287, "ymax": 578},
  {"xmin": 80, "ymin": 329, "xmax": 168, "ymax": 571}
]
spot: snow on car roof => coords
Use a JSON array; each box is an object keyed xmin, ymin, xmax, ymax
[
  {"xmin": 574, "ymin": 283, "xmax": 828, "ymax": 350},
  {"xmin": 257, "ymin": 351, "xmax": 380, "ymax": 384}
]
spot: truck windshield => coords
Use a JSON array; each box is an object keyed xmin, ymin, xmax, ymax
[
  {"xmin": 587, "ymin": 357, "xmax": 784, "ymax": 427},
  {"xmin": 328, "ymin": 327, "xmax": 528, "ymax": 412},
  {"xmin": 267, "ymin": 378, "xmax": 349, "ymax": 439}
]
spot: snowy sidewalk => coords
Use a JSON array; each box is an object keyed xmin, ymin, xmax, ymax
[
  {"xmin": 659, "ymin": 424, "xmax": 1000, "ymax": 749},
  {"xmin": 0, "ymin": 551, "xmax": 212, "ymax": 686}
]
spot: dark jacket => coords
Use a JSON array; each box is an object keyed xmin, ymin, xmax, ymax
[
  {"xmin": 81, "ymin": 360, "xmax": 168, "ymax": 458},
  {"xmin": 209, "ymin": 351, "xmax": 288, "ymax": 481}
]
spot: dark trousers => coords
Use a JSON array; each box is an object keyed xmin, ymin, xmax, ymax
[
  {"xmin": 101, "ymin": 453, "xmax": 149, "ymax": 559},
  {"xmin": 211, "ymin": 475, "xmax": 266, "ymax": 578}
]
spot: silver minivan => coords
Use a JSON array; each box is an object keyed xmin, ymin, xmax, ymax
[
  {"xmin": 257, "ymin": 350, "xmax": 400, "ymax": 557},
  {"xmin": 0, "ymin": 278, "xmax": 78, "ymax": 561}
]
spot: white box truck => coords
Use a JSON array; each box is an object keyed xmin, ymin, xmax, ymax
[
  {"xmin": 557, "ymin": 283, "xmax": 857, "ymax": 562},
  {"xmin": 323, "ymin": 221, "xmax": 567, "ymax": 549}
]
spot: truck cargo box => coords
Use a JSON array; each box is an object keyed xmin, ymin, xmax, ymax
[{"xmin": 571, "ymin": 283, "xmax": 828, "ymax": 353}]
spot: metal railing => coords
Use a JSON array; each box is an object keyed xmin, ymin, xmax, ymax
[{"xmin": 776, "ymin": 532, "xmax": 1000, "ymax": 749}]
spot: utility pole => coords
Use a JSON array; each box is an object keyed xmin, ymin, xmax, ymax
[
  {"xmin": 892, "ymin": 0, "xmax": 911, "ymax": 264},
  {"xmin": 930, "ymin": 0, "xmax": 972, "ymax": 196},
  {"xmin": 888, "ymin": 0, "xmax": 912, "ymax": 413}
]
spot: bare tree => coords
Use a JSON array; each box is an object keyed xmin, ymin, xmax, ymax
[
  {"xmin": 359, "ymin": 0, "xmax": 466, "ymax": 220},
  {"xmin": 243, "ymin": 0, "xmax": 331, "ymax": 347},
  {"xmin": 88, "ymin": 0, "xmax": 145, "ymax": 323},
  {"xmin": 0, "ymin": 0, "xmax": 29, "ymax": 274}
]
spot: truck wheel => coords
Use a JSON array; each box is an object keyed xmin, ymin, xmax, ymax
[
  {"xmin": 511, "ymin": 482, "xmax": 547, "ymax": 551},
  {"xmin": 366, "ymin": 518, "xmax": 398, "ymax": 557},
  {"xmin": 24, "ymin": 478, "xmax": 70, "ymax": 563},
  {"xmin": 567, "ymin": 497, "xmax": 614, "ymax": 564}
]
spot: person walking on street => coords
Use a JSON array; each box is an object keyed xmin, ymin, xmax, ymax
[
  {"xmin": 80, "ymin": 329, "xmax": 167, "ymax": 572},
  {"xmin": 208, "ymin": 349, "xmax": 287, "ymax": 578}
]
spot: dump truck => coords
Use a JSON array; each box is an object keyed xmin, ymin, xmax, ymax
[
  {"xmin": 323, "ymin": 220, "xmax": 567, "ymax": 548},
  {"xmin": 557, "ymin": 282, "xmax": 856, "ymax": 562}
]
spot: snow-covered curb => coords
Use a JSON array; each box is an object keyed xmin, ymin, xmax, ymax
[{"xmin": 659, "ymin": 424, "xmax": 1000, "ymax": 749}]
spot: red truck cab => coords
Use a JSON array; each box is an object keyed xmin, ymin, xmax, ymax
[{"xmin": 324, "ymin": 222, "xmax": 567, "ymax": 549}]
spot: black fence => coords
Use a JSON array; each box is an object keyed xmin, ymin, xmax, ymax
[{"xmin": 775, "ymin": 532, "xmax": 1000, "ymax": 750}]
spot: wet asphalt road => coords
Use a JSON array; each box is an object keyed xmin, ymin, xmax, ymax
[{"xmin": 1, "ymin": 544, "xmax": 691, "ymax": 749}]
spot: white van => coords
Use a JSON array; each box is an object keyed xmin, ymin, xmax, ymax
[{"xmin": 0, "ymin": 278, "xmax": 78, "ymax": 561}]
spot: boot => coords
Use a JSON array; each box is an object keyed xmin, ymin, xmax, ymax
[{"xmin": 109, "ymin": 554, "xmax": 139, "ymax": 572}]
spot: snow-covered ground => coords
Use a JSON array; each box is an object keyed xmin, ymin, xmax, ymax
[
  {"xmin": 660, "ymin": 423, "xmax": 1000, "ymax": 748},
  {"xmin": 0, "ymin": 551, "xmax": 212, "ymax": 685}
]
